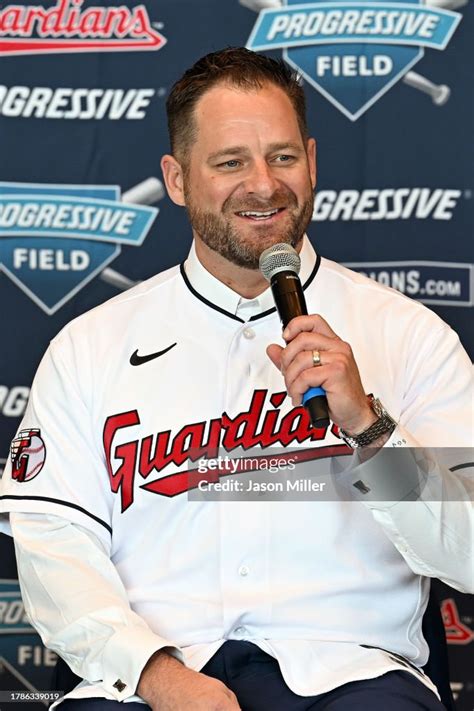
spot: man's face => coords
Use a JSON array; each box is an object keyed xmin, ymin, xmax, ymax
[{"xmin": 181, "ymin": 82, "xmax": 316, "ymax": 269}]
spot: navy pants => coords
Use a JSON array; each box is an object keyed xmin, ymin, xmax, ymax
[{"xmin": 59, "ymin": 641, "xmax": 446, "ymax": 710}]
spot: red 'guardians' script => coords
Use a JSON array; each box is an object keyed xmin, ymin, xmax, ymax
[
  {"xmin": 103, "ymin": 390, "xmax": 348, "ymax": 511},
  {"xmin": 0, "ymin": 0, "xmax": 166, "ymax": 56}
]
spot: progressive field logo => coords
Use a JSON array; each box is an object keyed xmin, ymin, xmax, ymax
[
  {"xmin": 246, "ymin": 0, "xmax": 462, "ymax": 119},
  {"xmin": 0, "ymin": 0, "xmax": 166, "ymax": 56},
  {"xmin": 0, "ymin": 180, "xmax": 159, "ymax": 314}
]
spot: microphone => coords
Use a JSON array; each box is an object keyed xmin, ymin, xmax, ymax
[{"xmin": 259, "ymin": 243, "xmax": 330, "ymax": 429}]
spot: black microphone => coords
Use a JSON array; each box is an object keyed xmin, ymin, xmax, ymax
[{"xmin": 259, "ymin": 243, "xmax": 330, "ymax": 429}]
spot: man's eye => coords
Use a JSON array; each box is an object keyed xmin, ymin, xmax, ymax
[
  {"xmin": 275, "ymin": 154, "xmax": 294, "ymax": 163},
  {"xmin": 218, "ymin": 160, "xmax": 240, "ymax": 169}
]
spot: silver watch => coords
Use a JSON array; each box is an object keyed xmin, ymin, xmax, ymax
[{"xmin": 339, "ymin": 395, "xmax": 397, "ymax": 449}]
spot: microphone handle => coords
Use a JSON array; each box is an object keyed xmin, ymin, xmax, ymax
[{"xmin": 271, "ymin": 272, "xmax": 330, "ymax": 429}]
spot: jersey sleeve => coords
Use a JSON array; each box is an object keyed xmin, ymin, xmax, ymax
[
  {"xmin": 0, "ymin": 334, "xmax": 112, "ymax": 548},
  {"xmin": 11, "ymin": 512, "xmax": 183, "ymax": 702},
  {"xmin": 335, "ymin": 323, "xmax": 474, "ymax": 592}
]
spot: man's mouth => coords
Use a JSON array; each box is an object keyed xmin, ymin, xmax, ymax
[{"xmin": 235, "ymin": 208, "xmax": 285, "ymax": 221}]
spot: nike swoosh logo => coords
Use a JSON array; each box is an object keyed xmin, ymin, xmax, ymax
[{"xmin": 130, "ymin": 343, "xmax": 177, "ymax": 366}]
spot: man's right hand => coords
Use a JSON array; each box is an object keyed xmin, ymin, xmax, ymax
[{"xmin": 137, "ymin": 649, "xmax": 241, "ymax": 710}]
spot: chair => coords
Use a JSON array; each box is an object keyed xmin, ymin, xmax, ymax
[{"xmin": 422, "ymin": 584, "xmax": 455, "ymax": 710}]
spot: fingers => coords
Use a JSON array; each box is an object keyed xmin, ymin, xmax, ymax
[
  {"xmin": 266, "ymin": 343, "xmax": 283, "ymax": 371},
  {"xmin": 288, "ymin": 342, "xmax": 358, "ymax": 402},
  {"xmin": 279, "ymin": 331, "xmax": 342, "ymax": 374},
  {"xmin": 284, "ymin": 353, "xmax": 327, "ymax": 405},
  {"xmin": 267, "ymin": 341, "xmax": 331, "ymax": 406},
  {"xmin": 283, "ymin": 314, "xmax": 338, "ymax": 341},
  {"xmin": 266, "ymin": 314, "xmax": 371, "ymax": 430},
  {"xmin": 268, "ymin": 315, "xmax": 343, "ymax": 377}
]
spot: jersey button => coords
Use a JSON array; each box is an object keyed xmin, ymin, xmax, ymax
[
  {"xmin": 234, "ymin": 626, "xmax": 247, "ymax": 636},
  {"xmin": 238, "ymin": 565, "xmax": 250, "ymax": 577},
  {"xmin": 243, "ymin": 327, "xmax": 255, "ymax": 339}
]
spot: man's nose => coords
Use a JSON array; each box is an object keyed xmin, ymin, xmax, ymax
[{"xmin": 243, "ymin": 160, "xmax": 279, "ymax": 198}]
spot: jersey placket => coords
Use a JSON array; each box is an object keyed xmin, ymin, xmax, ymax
[{"xmin": 219, "ymin": 315, "xmax": 273, "ymax": 640}]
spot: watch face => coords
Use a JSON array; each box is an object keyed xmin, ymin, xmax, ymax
[
  {"xmin": 371, "ymin": 398, "xmax": 384, "ymax": 418},
  {"xmin": 340, "ymin": 397, "xmax": 397, "ymax": 448},
  {"xmin": 373, "ymin": 398, "xmax": 398, "ymax": 427}
]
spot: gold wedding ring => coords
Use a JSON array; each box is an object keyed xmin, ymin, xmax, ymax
[{"xmin": 312, "ymin": 350, "xmax": 322, "ymax": 367}]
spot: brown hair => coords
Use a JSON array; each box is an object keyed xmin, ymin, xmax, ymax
[{"xmin": 166, "ymin": 47, "xmax": 308, "ymax": 163}]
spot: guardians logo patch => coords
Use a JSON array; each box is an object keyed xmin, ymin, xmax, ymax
[{"xmin": 10, "ymin": 429, "xmax": 46, "ymax": 483}]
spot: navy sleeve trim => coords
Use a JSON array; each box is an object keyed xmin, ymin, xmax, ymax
[
  {"xmin": 450, "ymin": 462, "xmax": 474, "ymax": 472},
  {"xmin": 0, "ymin": 495, "xmax": 112, "ymax": 535}
]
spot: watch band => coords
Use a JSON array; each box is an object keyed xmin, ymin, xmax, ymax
[{"xmin": 339, "ymin": 396, "xmax": 397, "ymax": 449}]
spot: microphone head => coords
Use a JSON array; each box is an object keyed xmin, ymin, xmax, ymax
[{"xmin": 259, "ymin": 243, "xmax": 301, "ymax": 282}]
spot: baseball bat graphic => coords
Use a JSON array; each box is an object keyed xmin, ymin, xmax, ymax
[
  {"xmin": 425, "ymin": 0, "xmax": 467, "ymax": 9},
  {"xmin": 99, "ymin": 177, "xmax": 165, "ymax": 291},
  {"xmin": 99, "ymin": 267, "xmax": 137, "ymax": 290},
  {"xmin": 121, "ymin": 176, "xmax": 165, "ymax": 205},
  {"xmin": 402, "ymin": 72, "xmax": 451, "ymax": 105}
]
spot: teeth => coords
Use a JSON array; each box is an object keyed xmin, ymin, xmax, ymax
[{"xmin": 238, "ymin": 209, "xmax": 279, "ymax": 218}]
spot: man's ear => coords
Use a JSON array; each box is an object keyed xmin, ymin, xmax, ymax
[
  {"xmin": 307, "ymin": 138, "xmax": 317, "ymax": 190},
  {"xmin": 161, "ymin": 154, "xmax": 186, "ymax": 206}
]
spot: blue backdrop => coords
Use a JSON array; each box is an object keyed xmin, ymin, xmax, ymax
[{"xmin": 0, "ymin": 0, "xmax": 472, "ymax": 708}]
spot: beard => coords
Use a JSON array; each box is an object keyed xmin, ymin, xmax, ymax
[{"xmin": 184, "ymin": 184, "xmax": 314, "ymax": 269}]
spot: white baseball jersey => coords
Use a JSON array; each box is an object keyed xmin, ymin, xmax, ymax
[{"xmin": 1, "ymin": 236, "xmax": 472, "ymax": 705}]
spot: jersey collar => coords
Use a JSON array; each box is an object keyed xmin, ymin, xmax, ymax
[{"xmin": 181, "ymin": 236, "xmax": 319, "ymax": 323}]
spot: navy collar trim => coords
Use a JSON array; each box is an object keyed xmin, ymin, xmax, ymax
[
  {"xmin": 180, "ymin": 253, "xmax": 321, "ymax": 324},
  {"xmin": 180, "ymin": 263, "xmax": 244, "ymax": 323}
]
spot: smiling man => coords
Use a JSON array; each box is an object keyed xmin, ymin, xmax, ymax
[
  {"xmin": 0, "ymin": 48, "xmax": 472, "ymax": 711},
  {"xmin": 162, "ymin": 79, "xmax": 315, "ymax": 277}
]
